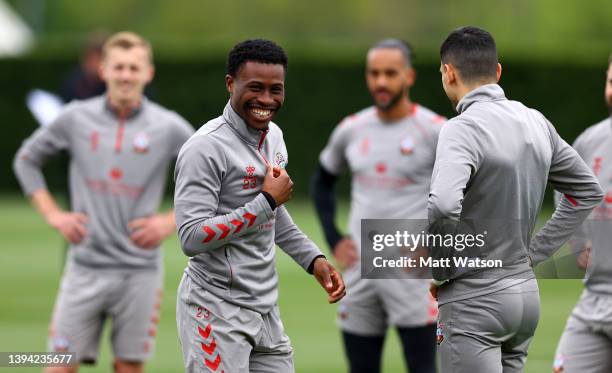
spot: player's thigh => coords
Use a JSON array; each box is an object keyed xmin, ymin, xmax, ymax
[
  {"xmin": 176, "ymin": 273, "xmax": 255, "ymax": 373},
  {"xmin": 251, "ymin": 305, "xmax": 294, "ymax": 373},
  {"xmin": 49, "ymin": 265, "xmax": 108, "ymax": 364},
  {"xmin": 554, "ymin": 314, "xmax": 612, "ymax": 373},
  {"xmin": 109, "ymin": 270, "xmax": 163, "ymax": 362},
  {"xmin": 378, "ymin": 279, "xmax": 438, "ymax": 327},
  {"xmin": 338, "ymin": 276, "xmax": 386, "ymax": 336},
  {"xmin": 438, "ymin": 300, "xmax": 504, "ymax": 373}
]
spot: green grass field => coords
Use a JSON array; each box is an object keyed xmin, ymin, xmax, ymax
[{"xmin": 0, "ymin": 196, "xmax": 583, "ymax": 372}]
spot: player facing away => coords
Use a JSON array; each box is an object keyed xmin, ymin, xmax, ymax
[
  {"xmin": 427, "ymin": 26, "xmax": 603, "ymax": 373},
  {"xmin": 552, "ymin": 55, "xmax": 612, "ymax": 373},
  {"xmin": 12, "ymin": 32, "xmax": 195, "ymax": 373},
  {"xmin": 311, "ymin": 39, "xmax": 443, "ymax": 373},
  {"xmin": 173, "ymin": 39, "xmax": 346, "ymax": 373}
]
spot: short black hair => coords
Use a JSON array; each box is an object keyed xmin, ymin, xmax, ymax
[
  {"xmin": 369, "ymin": 38, "xmax": 414, "ymax": 66},
  {"xmin": 227, "ymin": 39, "xmax": 288, "ymax": 77},
  {"xmin": 440, "ymin": 26, "xmax": 498, "ymax": 83}
]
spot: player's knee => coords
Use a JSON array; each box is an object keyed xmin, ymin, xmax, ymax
[{"xmin": 113, "ymin": 359, "xmax": 143, "ymax": 373}]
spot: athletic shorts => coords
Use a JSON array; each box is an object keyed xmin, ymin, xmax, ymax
[
  {"xmin": 437, "ymin": 279, "xmax": 540, "ymax": 373},
  {"xmin": 554, "ymin": 289, "xmax": 612, "ymax": 373},
  {"xmin": 176, "ymin": 273, "xmax": 294, "ymax": 373},
  {"xmin": 337, "ymin": 266, "xmax": 438, "ymax": 335},
  {"xmin": 48, "ymin": 263, "xmax": 163, "ymax": 364}
]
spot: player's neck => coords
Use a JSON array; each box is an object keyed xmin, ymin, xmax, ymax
[
  {"xmin": 376, "ymin": 97, "xmax": 414, "ymax": 122},
  {"xmin": 107, "ymin": 96, "xmax": 142, "ymax": 117}
]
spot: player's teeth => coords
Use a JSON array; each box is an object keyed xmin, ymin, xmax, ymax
[{"xmin": 252, "ymin": 108, "xmax": 271, "ymax": 117}]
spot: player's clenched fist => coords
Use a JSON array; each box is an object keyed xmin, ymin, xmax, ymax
[{"xmin": 262, "ymin": 165, "xmax": 294, "ymax": 206}]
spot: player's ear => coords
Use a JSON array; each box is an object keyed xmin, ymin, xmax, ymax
[
  {"xmin": 445, "ymin": 63, "xmax": 457, "ymax": 85},
  {"xmin": 225, "ymin": 74, "xmax": 234, "ymax": 94},
  {"xmin": 495, "ymin": 63, "xmax": 502, "ymax": 82},
  {"xmin": 146, "ymin": 65, "xmax": 155, "ymax": 84},
  {"xmin": 406, "ymin": 67, "xmax": 416, "ymax": 87}
]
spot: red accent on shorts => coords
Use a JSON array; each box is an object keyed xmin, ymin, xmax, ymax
[
  {"xmin": 231, "ymin": 219, "xmax": 244, "ymax": 233},
  {"xmin": 243, "ymin": 212, "xmax": 257, "ymax": 227},
  {"xmin": 205, "ymin": 354, "xmax": 222, "ymax": 371},
  {"xmin": 198, "ymin": 324, "xmax": 212, "ymax": 340},
  {"xmin": 565, "ymin": 194, "xmax": 578, "ymax": 207},
  {"xmin": 200, "ymin": 338, "xmax": 217, "ymax": 355},
  {"xmin": 202, "ymin": 226, "xmax": 216, "ymax": 243},
  {"xmin": 216, "ymin": 224, "xmax": 230, "ymax": 239}
]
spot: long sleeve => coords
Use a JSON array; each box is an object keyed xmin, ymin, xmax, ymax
[
  {"xmin": 427, "ymin": 118, "xmax": 481, "ymax": 281},
  {"xmin": 310, "ymin": 164, "xmax": 343, "ymax": 251},
  {"xmin": 174, "ymin": 136, "xmax": 275, "ymax": 256},
  {"xmin": 13, "ymin": 110, "xmax": 72, "ymax": 195},
  {"xmin": 274, "ymin": 205, "xmax": 324, "ymax": 273},
  {"xmin": 529, "ymin": 122, "xmax": 603, "ymax": 265}
]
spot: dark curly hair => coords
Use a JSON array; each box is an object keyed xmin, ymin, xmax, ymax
[{"xmin": 227, "ymin": 39, "xmax": 288, "ymax": 77}]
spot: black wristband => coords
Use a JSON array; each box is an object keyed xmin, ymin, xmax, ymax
[
  {"xmin": 307, "ymin": 254, "xmax": 326, "ymax": 274},
  {"xmin": 261, "ymin": 191, "xmax": 277, "ymax": 210}
]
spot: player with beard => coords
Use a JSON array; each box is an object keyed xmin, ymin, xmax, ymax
[
  {"xmin": 311, "ymin": 39, "xmax": 444, "ymax": 373},
  {"xmin": 174, "ymin": 39, "xmax": 345, "ymax": 373},
  {"xmin": 552, "ymin": 54, "xmax": 612, "ymax": 373}
]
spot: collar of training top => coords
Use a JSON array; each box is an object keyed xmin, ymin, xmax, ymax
[
  {"xmin": 456, "ymin": 84, "xmax": 506, "ymax": 114},
  {"xmin": 223, "ymin": 100, "xmax": 269, "ymax": 147},
  {"xmin": 103, "ymin": 96, "xmax": 146, "ymax": 119}
]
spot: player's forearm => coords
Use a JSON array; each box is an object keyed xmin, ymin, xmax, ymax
[
  {"xmin": 310, "ymin": 164, "xmax": 343, "ymax": 251},
  {"xmin": 30, "ymin": 189, "xmax": 63, "ymax": 223},
  {"xmin": 274, "ymin": 206, "xmax": 325, "ymax": 272},
  {"xmin": 176, "ymin": 193, "xmax": 275, "ymax": 256},
  {"xmin": 157, "ymin": 210, "xmax": 177, "ymax": 239}
]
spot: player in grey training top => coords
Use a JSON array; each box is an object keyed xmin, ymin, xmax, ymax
[
  {"xmin": 428, "ymin": 27, "xmax": 603, "ymax": 373},
  {"xmin": 13, "ymin": 32, "xmax": 194, "ymax": 373},
  {"xmin": 174, "ymin": 39, "xmax": 345, "ymax": 373},
  {"xmin": 553, "ymin": 55, "xmax": 612, "ymax": 373},
  {"xmin": 312, "ymin": 39, "xmax": 443, "ymax": 373}
]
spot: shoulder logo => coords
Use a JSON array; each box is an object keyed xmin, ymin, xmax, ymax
[
  {"xmin": 133, "ymin": 132, "xmax": 150, "ymax": 153},
  {"xmin": 274, "ymin": 152, "xmax": 286, "ymax": 168}
]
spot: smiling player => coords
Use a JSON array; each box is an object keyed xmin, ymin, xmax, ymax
[
  {"xmin": 174, "ymin": 39, "xmax": 346, "ymax": 373},
  {"xmin": 13, "ymin": 31, "xmax": 194, "ymax": 373}
]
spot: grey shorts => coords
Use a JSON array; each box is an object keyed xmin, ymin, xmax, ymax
[
  {"xmin": 437, "ymin": 279, "xmax": 540, "ymax": 373},
  {"xmin": 176, "ymin": 273, "xmax": 294, "ymax": 373},
  {"xmin": 337, "ymin": 266, "xmax": 438, "ymax": 335},
  {"xmin": 48, "ymin": 263, "xmax": 163, "ymax": 364},
  {"xmin": 554, "ymin": 290, "xmax": 612, "ymax": 373}
]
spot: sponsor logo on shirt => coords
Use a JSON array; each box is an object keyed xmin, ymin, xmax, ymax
[{"xmin": 133, "ymin": 132, "xmax": 150, "ymax": 153}]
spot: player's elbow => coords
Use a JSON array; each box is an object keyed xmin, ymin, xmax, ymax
[
  {"xmin": 178, "ymin": 226, "xmax": 206, "ymax": 257},
  {"xmin": 428, "ymin": 194, "xmax": 460, "ymax": 222}
]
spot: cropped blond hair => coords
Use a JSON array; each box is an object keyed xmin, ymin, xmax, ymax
[{"xmin": 102, "ymin": 31, "xmax": 153, "ymax": 64}]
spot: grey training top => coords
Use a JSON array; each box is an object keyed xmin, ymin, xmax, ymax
[
  {"xmin": 174, "ymin": 101, "xmax": 324, "ymax": 315},
  {"xmin": 567, "ymin": 116, "xmax": 612, "ymax": 295},
  {"xmin": 13, "ymin": 95, "xmax": 194, "ymax": 272},
  {"xmin": 428, "ymin": 84, "xmax": 603, "ymax": 305}
]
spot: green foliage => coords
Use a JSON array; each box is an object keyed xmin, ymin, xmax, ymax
[{"xmin": 1, "ymin": 56, "xmax": 609, "ymax": 195}]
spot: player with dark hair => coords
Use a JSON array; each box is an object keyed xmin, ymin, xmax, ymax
[
  {"xmin": 311, "ymin": 38, "xmax": 443, "ymax": 373},
  {"xmin": 174, "ymin": 39, "xmax": 345, "ymax": 373},
  {"xmin": 428, "ymin": 26, "xmax": 603, "ymax": 372},
  {"xmin": 13, "ymin": 31, "xmax": 194, "ymax": 373},
  {"xmin": 552, "ymin": 54, "xmax": 612, "ymax": 373}
]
